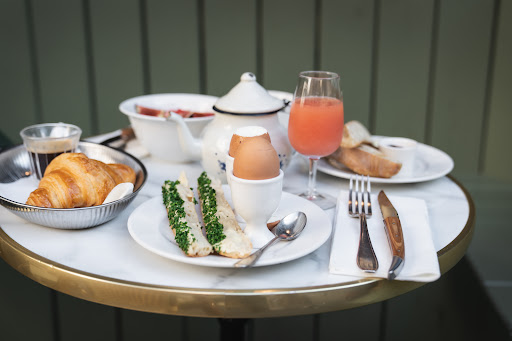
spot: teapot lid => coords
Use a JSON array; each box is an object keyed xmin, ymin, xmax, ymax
[{"xmin": 213, "ymin": 72, "xmax": 286, "ymax": 115}]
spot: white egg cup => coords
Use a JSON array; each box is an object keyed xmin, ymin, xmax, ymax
[
  {"xmin": 229, "ymin": 169, "xmax": 284, "ymax": 248},
  {"xmin": 225, "ymin": 153, "xmax": 235, "ymax": 187},
  {"xmin": 225, "ymin": 153, "xmax": 245, "ymax": 223}
]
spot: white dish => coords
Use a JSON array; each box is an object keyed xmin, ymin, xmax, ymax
[
  {"xmin": 119, "ymin": 93, "xmax": 217, "ymax": 162},
  {"xmin": 317, "ymin": 138, "xmax": 454, "ymax": 184},
  {"xmin": 127, "ymin": 186, "xmax": 332, "ymax": 268}
]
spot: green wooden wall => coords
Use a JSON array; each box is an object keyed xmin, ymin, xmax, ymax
[{"xmin": 1, "ymin": 0, "xmax": 511, "ymax": 180}]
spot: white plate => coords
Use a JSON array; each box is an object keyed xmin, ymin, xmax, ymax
[
  {"xmin": 317, "ymin": 139, "xmax": 454, "ymax": 184},
  {"xmin": 127, "ymin": 187, "xmax": 332, "ymax": 268}
]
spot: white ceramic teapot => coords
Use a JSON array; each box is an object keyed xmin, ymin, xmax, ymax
[{"xmin": 168, "ymin": 72, "xmax": 293, "ymax": 183}]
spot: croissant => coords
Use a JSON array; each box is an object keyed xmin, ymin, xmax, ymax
[{"xmin": 26, "ymin": 153, "xmax": 136, "ymax": 208}]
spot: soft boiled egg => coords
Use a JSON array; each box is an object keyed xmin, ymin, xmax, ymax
[
  {"xmin": 233, "ymin": 137, "xmax": 280, "ymax": 180},
  {"xmin": 229, "ymin": 126, "xmax": 271, "ymax": 157}
]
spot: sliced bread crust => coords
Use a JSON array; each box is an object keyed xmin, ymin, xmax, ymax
[
  {"xmin": 340, "ymin": 120, "xmax": 372, "ymax": 148},
  {"xmin": 327, "ymin": 144, "xmax": 402, "ymax": 178},
  {"xmin": 162, "ymin": 172, "xmax": 212, "ymax": 257},
  {"xmin": 198, "ymin": 172, "xmax": 252, "ymax": 259}
]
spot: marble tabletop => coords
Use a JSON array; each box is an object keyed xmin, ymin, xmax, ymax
[{"xmin": 0, "ymin": 138, "xmax": 474, "ymax": 317}]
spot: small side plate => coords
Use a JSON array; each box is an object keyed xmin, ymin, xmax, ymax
[{"xmin": 317, "ymin": 137, "xmax": 454, "ymax": 184}]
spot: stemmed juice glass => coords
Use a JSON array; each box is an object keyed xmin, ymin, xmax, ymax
[{"xmin": 288, "ymin": 71, "xmax": 344, "ymax": 209}]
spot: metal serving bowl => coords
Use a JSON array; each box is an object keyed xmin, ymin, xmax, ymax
[{"xmin": 0, "ymin": 142, "xmax": 147, "ymax": 229}]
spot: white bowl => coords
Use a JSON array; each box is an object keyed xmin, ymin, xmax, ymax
[{"xmin": 119, "ymin": 93, "xmax": 217, "ymax": 162}]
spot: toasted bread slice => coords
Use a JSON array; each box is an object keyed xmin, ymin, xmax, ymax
[
  {"xmin": 162, "ymin": 172, "xmax": 212, "ymax": 257},
  {"xmin": 327, "ymin": 144, "xmax": 402, "ymax": 178},
  {"xmin": 197, "ymin": 172, "xmax": 252, "ymax": 259},
  {"xmin": 340, "ymin": 120, "xmax": 372, "ymax": 148}
]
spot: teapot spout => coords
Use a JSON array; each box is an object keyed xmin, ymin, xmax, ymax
[{"xmin": 166, "ymin": 112, "xmax": 202, "ymax": 161}]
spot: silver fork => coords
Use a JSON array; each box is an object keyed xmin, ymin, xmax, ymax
[{"xmin": 349, "ymin": 175, "xmax": 378, "ymax": 272}]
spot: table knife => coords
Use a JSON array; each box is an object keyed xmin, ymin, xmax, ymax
[{"xmin": 377, "ymin": 190, "xmax": 405, "ymax": 280}]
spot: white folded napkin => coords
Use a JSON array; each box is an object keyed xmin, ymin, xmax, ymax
[
  {"xmin": 329, "ymin": 191, "xmax": 440, "ymax": 282},
  {"xmin": 123, "ymin": 139, "xmax": 150, "ymax": 159},
  {"xmin": 85, "ymin": 131, "xmax": 150, "ymax": 159},
  {"xmin": 0, "ymin": 177, "xmax": 39, "ymax": 204}
]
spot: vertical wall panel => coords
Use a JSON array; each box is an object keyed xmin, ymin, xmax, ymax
[
  {"xmin": 318, "ymin": 304, "xmax": 381, "ymax": 341},
  {"xmin": 188, "ymin": 317, "xmax": 220, "ymax": 341},
  {"xmin": 374, "ymin": 0, "xmax": 434, "ymax": 141},
  {"xmin": 321, "ymin": 0, "xmax": 375, "ymax": 126},
  {"xmin": 430, "ymin": 0, "xmax": 494, "ymax": 176},
  {"xmin": 385, "ymin": 259, "xmax": 510, "ymax": 340},
  {"xmin": 204, "ymin": 0, "xmax": 257, "ymax": 96},
  {"xmin": 483, "ymin": 1, "xmax": 512, "ymax": 181},
  {"xmin": 122, "ymin": 310, "xmax": 185, "ymax": 341},
  {"xmin": 58, "ymin": 295, "xmax": 117, "ymax": 341},
  {"xmin": 0, "ymin": 0, "xmax": 37, "ymax": 144},
  {"xmin": 31, "ymin": 0, "xmax": 92, "ymax": 136},
  {"xmin": 253, "ymin": 315, "xmax": 314, "ymax": 341},
  {"xmin": 89, "ymin": 0, "xmax": 145, "ymax": 134},
  {"xmin": 0, "ymin": 259, "xmax": 54, "ymax": 340},
  {"xmin": 146, "ymin": 0, "xmax": 201, "ymax": 94},
  {"xmin": 262, "ymin": 0, "xmax": 315, "ymax": 92}
]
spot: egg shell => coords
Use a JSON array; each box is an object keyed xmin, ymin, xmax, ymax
[
  {"xmin": 233, "ymin": 137, "xmax": 280, "ymax": 180},
  {"xmin": 229, "ymin": 132, "xmax": 271, "ymax": 157}
]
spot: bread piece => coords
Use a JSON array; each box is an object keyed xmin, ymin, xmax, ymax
[
  {"xmin": 340, "ymin": 120, "xmax": 372, "ymax": 148},
  {"xmin": 327, "ymin": 144, "xmax": 402, "ymax": 178},
  {"xmin": 26, "ymin": 153, "xmax": 136, "ymax": 208},
  {"xmin": 162, "ymin": 172, "xmax": 212, "ymax": 257},
  {"xmin": 197, "ymin": 172, "xmax": 252, "ymax": 259}
]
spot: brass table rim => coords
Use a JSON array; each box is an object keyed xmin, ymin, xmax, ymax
[
  {"xmin": 0, "ymin": 230, "xmax": 380, "ymax": 294},
  {"xmin": 0, "ymin": 175, "xmax": 475, "ymax": 317}
]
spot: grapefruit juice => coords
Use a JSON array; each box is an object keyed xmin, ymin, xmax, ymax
[{"xmin": 288, "ymin": 97, "xmax": 344, "ymax": 158}]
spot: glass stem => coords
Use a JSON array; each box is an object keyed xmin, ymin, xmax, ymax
[{"xmin": 307, "ymin": 157, "xmax": 319, "ymax": 199}]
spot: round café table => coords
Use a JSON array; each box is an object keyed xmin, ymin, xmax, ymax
[{"xmin": 0, "ymin": 142, "xmax": 474, "ymax": 321}]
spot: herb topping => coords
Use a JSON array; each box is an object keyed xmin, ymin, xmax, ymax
[
  {"xmin": 197, "ymin": 172, "xmax": 226, "ymax": 251},
  {"xmin": 162, "ymin": 180, "xmax": 192, "ymax": 253}
]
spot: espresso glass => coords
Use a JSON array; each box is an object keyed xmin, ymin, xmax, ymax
[{"xmin": 20, "ymin": 123, "xmax": 81, "ymax": 179}]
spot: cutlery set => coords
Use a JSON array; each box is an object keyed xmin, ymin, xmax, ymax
[
  {"xmin": 228, "ymin": 174, "xmax": 406, "ymax": 273},
  {"xmin": 348, "ymin": 175, "xmax": 405, "ymax": 280}
]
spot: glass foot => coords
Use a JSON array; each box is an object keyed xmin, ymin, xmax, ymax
[{"xmin": 297, "ymin": 192, "xmax": 337, "ymax": 210}]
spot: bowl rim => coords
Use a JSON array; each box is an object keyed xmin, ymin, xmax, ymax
[
  {"xmin": 119, "ymin": 93, "xmax": 218, "ymax": 123},
  {"xmin": 0, "ymin": 141, "xmax": 148, "ymax": 212}
]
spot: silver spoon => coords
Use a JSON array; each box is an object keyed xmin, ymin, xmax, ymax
[{"xmin": 234, "ymin": 211, "xmax": 307, "ymax": 268}]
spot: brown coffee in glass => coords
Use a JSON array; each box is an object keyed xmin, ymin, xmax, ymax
[{"xmin": 20, "ymin": 123, "xmax": 82, "ymax": 179}]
